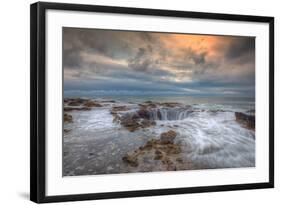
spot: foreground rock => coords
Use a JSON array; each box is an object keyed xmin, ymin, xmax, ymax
[
  {"xmin": 120, "ymin": 116, "xmax": 156, "ymax": 132},
  {"xmin": 64, "ymin": 113, "xmax": 73, "ymax": 123},
  {"xmin": 122, "ymin": 130, "xmax": 182, "ymax": 170},
  {"xmin": 160, "ymin": 130, "xmax": 177, "ymax": 144},
  {"xmin": 235, "ymin": 112, "xmax": 255, "ymax": 130}
]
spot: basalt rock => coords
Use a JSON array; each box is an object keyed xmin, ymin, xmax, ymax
[
  {"xmin": 64, "ymin": 107, "xmax": 91, "ymax": 112},
  {"xmin": 137, "ymin": 108, "xmax": 151, "ymax": 119},
  {"xmin": 120, "ymin": 116, "xmax": 155, "ymax": 132},
  {"xmin": 122, "ymin": 131, "xmax": 182, "ymax": 170},
  {"xmin": 120, "ymin": 118, "xmax": 140, "ymax": 132},
  {"xmin": 84, "ymin": 101, "xmax": 102, "ymax": 107},
  {"xmin": 64, "ymin": 113, "xmax": 73, "ymax": 123},
  {"xmin": 111, "ymin": 106, "xmax": 130, "ymax": 112},
  {"xmin": 235, "ymin": 112, "xmax": 255, "ymax": 130},
  {"xmin": 66, "ymin": 98, "xmax": 89, "ymax": 106},
  {"xmin": 122, "ymin": 153, "xmax": 139, "ymax": 167},
  {"xmin": 160, "ymin": 102, "xmax": 182, "ymax": 108},
  {"xmin": 140, "ymin": 119, "xmax": 156, "ymax": 128},
  {"xmin": 101, "ymin": 100, "xmax": 116, "ymax": 103},
  {"xmin": 160, "ymin": 130, "xmax": 177, "ymax": 144}
]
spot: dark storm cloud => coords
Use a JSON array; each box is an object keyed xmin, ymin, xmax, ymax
[
  {"xmin": 226, "ymin": 37, "xmax": 255, "ymax": 59},
  {"xmin": 224, "ymin": 37, "xmax": 255, "ymax": 65},
  {"xmin": 128, "ymin": 47, "xmax": 160, "ymax": 72}
]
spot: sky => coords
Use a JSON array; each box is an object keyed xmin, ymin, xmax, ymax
[{"xmin": 63, "ymin": 27, "xmax": 255, "ymax": 97}]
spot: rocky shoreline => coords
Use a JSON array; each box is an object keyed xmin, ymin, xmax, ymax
[{"xmin": 63, "ymin": 97, "xmax": 255, "ymax": 174}]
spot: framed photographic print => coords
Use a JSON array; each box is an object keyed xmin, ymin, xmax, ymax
[{"xmin": 30, "ymin": 1, "xmax": 274, "ymax": 203}]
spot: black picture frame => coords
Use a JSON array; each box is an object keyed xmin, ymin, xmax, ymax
[{"xmin": 30, "ymin": 1, "xmax": 274, "ymax": 203}]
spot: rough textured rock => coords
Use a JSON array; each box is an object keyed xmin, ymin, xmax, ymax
[
  {"xmin": 111, "ymin": 106, "xmax": 130, "ymax": 112},
  {"xmin": 84, "ymin": 101, "xmax": 102, "ymax": 107},
  {"xmin": 66, "ymin": 98, "xmax": 88, "ymax": 106},
  {"xmin": 64, "ymin": 129, "xmax": 70, "ymax": 133},
  {"xmin": 139, "ymin": 101, "xmax": 183, "ymax": 109},
  {"xmin": 101, "ymin": 100, "xmax": 116, "ymax": 103},
  {"xmin": 160, "ymin": 130, "xmax": 177, "ymax": 144},
  {"xmin": 119, "ymin": 116, "xmax": 156, "ymax": 132},
  {"xmin": 117, "ymin": 109, "xmax": 156, "ymax": 132},
  {"xmin": 122, "ymin": 131, "xmax": 182, "ymax": 170},
  {"xmin": 122, "ymin": 153, "xmax": 139, "ymax": 167},
  {"xmin": 64, "ymin": 107, "xmax": 91, "ymax": 112},
  {"xmin": 235, "ymin": 112, "xmax": 255, "ymax": 130},
  {"xmin": 120, "ymin": 118, "xmax": 140, "ymax": 132},
  {"xmin": 64, "ymin": 113, "xmax": 73, "ymax": 123},
  {"xmin": 160, "ymin": 102, "xmax": 182, "ymax": 108},
  {"xmin": 137, "ymin": 108, "xmax": 151, "ymax": 119},
  {"xmin": 140, "ymin": 119, "xmax": 156, "ymax": 128}
]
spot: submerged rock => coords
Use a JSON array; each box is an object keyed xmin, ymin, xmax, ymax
[
  {"xmin": 64, "ymin": 113, "xmax": 73, "ymax": 123},
  {"xmin": 235, "ymin": 112, "xmax": 255, "ymax": 130}
]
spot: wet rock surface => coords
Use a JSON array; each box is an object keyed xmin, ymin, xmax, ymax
[
  {"xmin": 122, "ymin": 130, "xmax": 183, "ymax": 171},
  {"xmin": 65, "ymin": 98, "xmax": 89, "ymax": 106},
  {"xmin": 235, "ymin": 112, "xmax": 255, "ymax": 130},
  {"xmin": 64, "ymin": 98, "xmax": 104, "ymax": 112},
  {"xmin": 111, "ymin": 106, "xmax": 130, "ymax": 112},
  {"xmin": 64, "ymin": 107, "xmax": 91, "ymax": 112},
  {"xmin": 120, "ymin": 116, "xmax": 156, "ymax": 132},
  {"xmin": 160, "ymin": 130, "xmax": 177, "ymax": 144},
  {"xmin": 64, "ymin": 113, "xmax": 73, "ymax": 123},
  {"xmin": 84, "ymin": 101, "xmax": 102, "ymax": 107}
]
